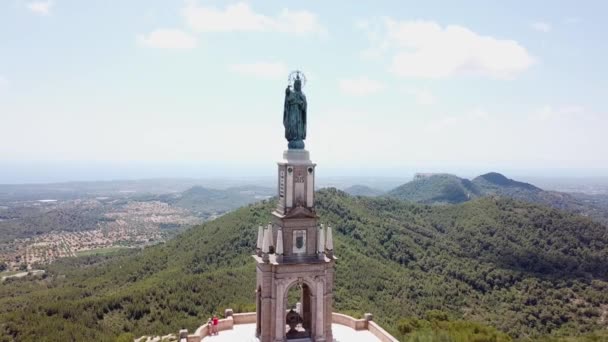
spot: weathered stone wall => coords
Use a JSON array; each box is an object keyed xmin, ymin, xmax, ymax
[
  {"xmin": 190, "ymin": 316, "xmax": 236, "ymax": 342},
  {"xmin": 233, "ymin": 312, "xmax": 256, "ymax": 324},
  {"xmin": 191, "ymin": 311, "xmax": 399, "ymax": 341},
  {"xmin": 368, "ymin": 321, "xmax": 399, "ymax": 342},
  {"xmin": 331, "ymin": 312, "xmax": 368, "ymax": 330}
]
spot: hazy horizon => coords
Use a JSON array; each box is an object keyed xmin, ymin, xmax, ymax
[{"xmin": 1, "ymin": 160, "xmax": 607, "ymax": 186}]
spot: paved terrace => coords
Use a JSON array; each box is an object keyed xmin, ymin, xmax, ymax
[
  {"xmin": 200, "ymin": 323, "xmax": 380, "ymax": 342},
  {"xmin": 179, "ymin": 312, "xmax": 398, "ymax": 342}
]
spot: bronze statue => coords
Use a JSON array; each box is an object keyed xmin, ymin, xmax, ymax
[{"xmin": 283, "ymin": 71, "xmax": 307, "ymax": 149}]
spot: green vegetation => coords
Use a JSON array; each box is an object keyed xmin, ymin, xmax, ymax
[
  {"xmin": 388, "ymin": 174, "xmax": 481, "ymax": 204},
  {"xmin": 115, "ymin": 332, "xmax": 135, "ymax": 342},
  {"xmin": 387, "ymin": 172, "xmax": 546, "ymax": 205},
  {"xmin": 0, "ymin": 205, "xmax": 105, "ymax": 243},
  {"xmin": 473, "ymin": 172, "xmax": 540, "ymax": 193},
  {"xmin": 388, "ymin": 172, "xmax": 608, "ymax": 227},
  {"xmin": 75, "ymin": 247, "xmax": 131, "ymax": 257},
  {"xmin": 396, "ymin": 310, "xmax": 512, "ymax": 341},
  {"xmin": 343, "ymin": 184, "xmax": 385, "ymax": 197},
  {"xmin": 1, "ymin": 189, "xmax": 607, "ymax": 341}
]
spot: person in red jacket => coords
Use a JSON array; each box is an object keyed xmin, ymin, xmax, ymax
[{"xmin": 212, "ymin": 315, "xmax": 219, "ymax": 335}]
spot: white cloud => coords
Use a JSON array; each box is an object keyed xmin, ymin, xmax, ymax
[
  {"xmin": 531, "ymin": 21, "xmax": 552, "ymax": 33},
  {"xmin": 339, "ymin": 77, "xmax": 384, "ymax": 96},
  {"xmin": 361, "ymin": 19, "xmax": 535, "ymax": 79},
  {"xmin": 27, "ymin": 0, "xmax": 53, "ymax": 15},
  {"xmin": 406, "ymin": 88, "xmax": 436, "ymax": 105},
  {"xmin": 182, "ymin": 2, "xmax": 326, "ymax": 36},
  {"xmin": 530, "ymin": 105, "xmax": 586, "ymax": 121},
  {"xmin": 137, "ymin": 29, "xmax": 198, "ymax": 49},
  {"xmin": 228, "ymin": 62, "xmax": 288, "ymax": 79}
]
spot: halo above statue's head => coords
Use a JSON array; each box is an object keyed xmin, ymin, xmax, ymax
[{"xmin": 288, "ymin": 70, "xmax": 307, "ymax": 89}]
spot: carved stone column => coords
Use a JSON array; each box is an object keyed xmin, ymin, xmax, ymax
[
  {"xmin": 315, "ymin": 277, "xmax": 325, "ymax": 341},
  {"xmin": 275, "ymin": 280, "xmax": 285, "ymax": 341}
]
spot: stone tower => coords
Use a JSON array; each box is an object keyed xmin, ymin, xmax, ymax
[{"xmin": 253, "ymin": 148, "xmax": 335, "ymax": 342}]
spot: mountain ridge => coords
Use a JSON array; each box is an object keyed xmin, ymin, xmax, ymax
[
  {"xmin": 387, "ymin": 173, "xmax": 481, "ymax": 204},
  {"xmin": 387, "ymin": 172, "xmax": 608, "ymax": 227}
]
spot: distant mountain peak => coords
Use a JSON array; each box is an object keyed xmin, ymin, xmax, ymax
[
  {"xmin": 387, "ymin": 173, "xmax": 480, "ymax": 204},
  {"xmin": 474, "ymin": 172, "xmax": 540, "ymax": 191},
  {"xmin": 386, "ymin": 172, "xmax": 553, "ymax": 206},
  {"xmin": 478, "ymin": 172, "xmax": 510, "ymax": 184}
]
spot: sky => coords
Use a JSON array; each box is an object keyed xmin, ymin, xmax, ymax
[{"xmin": 1, "ymin": 0, "xmax": 607, "ymax": 183}]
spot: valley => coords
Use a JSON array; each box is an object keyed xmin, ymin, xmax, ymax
[{"xmin": 0, "ymin": 182, "xmax": 273, "ymax": 271}]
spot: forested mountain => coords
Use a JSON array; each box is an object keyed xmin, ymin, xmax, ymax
[
  {"xmin": 473, "ymin": 172, "xmax": 540, "ymax": 193},
  {"xmin": 387, "ymin": 172, "xmax": 545, "ymax": 205},
  {"xmin": 387, "ymin": 174, "xmax": 481, "ymax": 204},
  {"xmin": 472, "ymin": 173, "xmax": 579, "ymax": 211},
  {"xmin": 388, "ymin": 172, "xmax": 608, "ymax": 227},
  {"xmin": 1, "ymin": 189, "xmax": 607, "ymax": 341},
  {"xmin": 343, "ymin": 184, "xmax": 385, "ymax": 197}
]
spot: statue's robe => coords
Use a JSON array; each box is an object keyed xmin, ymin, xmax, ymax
[{"xmin": 283, "ymin": 90, "xmax": 307, "ymax": 147}]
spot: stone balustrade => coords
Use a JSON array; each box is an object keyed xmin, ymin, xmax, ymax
[
  {"xmin": 331, "ymin": 312, "xmax": 368, "ymax": 330},
  {"xmin": 330, "ymin": 312, "xmax": 398, "ymax": 342},
  {"xmin": 368, "ymin": 321, "xmax": 399, "ymax": 342},
  {"xmin": 183, "ymin": 310, "xmax": 398, "ymax": 342},
  {"xmin": 189, "ymin": 316, "xmax": 235, "ymax": 342},
  {"xmin": 233, "ymin": 312, "xmax": 257, "ymax": 324}
]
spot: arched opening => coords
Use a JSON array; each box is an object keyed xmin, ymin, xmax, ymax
[
  {"xmin": 285, "ymin": 282, "xmax": 312, "ymax": 339},
  {"xmin": 256, "ymin": 286, "xmax": 262, "ymax": 337}
]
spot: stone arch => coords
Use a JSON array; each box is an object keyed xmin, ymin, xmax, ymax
[{"xmin": 281, "ymin": 277, "xmax": 317, "ymax": 340}]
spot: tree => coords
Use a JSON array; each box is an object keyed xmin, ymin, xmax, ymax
[{"xmin": 115, "ymin": 333, "xmax": 135, "ymax": 342}]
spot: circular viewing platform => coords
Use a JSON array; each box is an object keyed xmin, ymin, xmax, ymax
[
  {"xmin": 179, "ymin": 312, "xmax": 398, "ymax": 342},
  {"xmin": 201, "ymin": 323, "xmax": 380, "ymax": 342}
]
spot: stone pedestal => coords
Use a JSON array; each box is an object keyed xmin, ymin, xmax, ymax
[
  {"xmin": 254, "ymin": 150, "xmax": 334, "ymax": 342},
  {"xmin": 276, "ymin": 150, "xmax": 316, "ymax": 217}
]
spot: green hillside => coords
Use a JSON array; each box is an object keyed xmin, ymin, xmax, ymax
[
  {"xmin": 1, "ymin": 190, "xmax": 608, "ymax": 341},
  {"xmin": 473, "ymin": 172, "xmax": 540, "ymax": 192},
  {"xmin": 387, "ymin": 174, "xmax": 481, "ymax": 204},
  {"xmin": 343, "ymin": 184, "xmax": 385, "ymax": 197},
  {"xmin": 472, "ymin": 173, "xmax": 572, "ymax": 208},
  {"xmin": 387, "ymin": 173, "xmax": 608, "ymax": 228}
]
